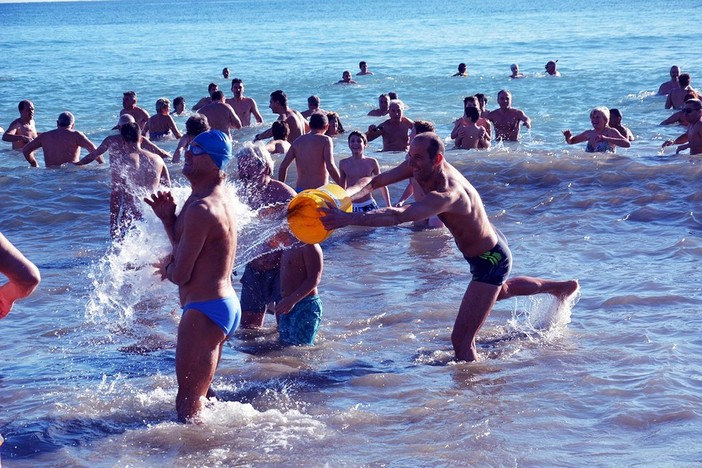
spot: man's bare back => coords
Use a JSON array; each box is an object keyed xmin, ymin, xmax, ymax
[
  {"xmin": 23, "ymin": 127, "xmax": 96, "ymax": 167},
  {"xmin": 279, "ymin": 132, "xmax": 336, "ymax": 190},
  {"xmin": 281, "ymin": 109, "xmax": 308, "ymax": 142},
  {"xmin": 199, "ymin": 101, "xmax": 241, "ymax": 135}
]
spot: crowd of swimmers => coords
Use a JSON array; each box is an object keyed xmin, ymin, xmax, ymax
[{"xmin": 1, "ymin": 59, "xmax": 699, "ymax": 423}]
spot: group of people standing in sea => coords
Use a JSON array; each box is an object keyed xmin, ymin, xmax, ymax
[{"xmin": 0, "ymin": 58, "xmax": 697, "ymax": 423}]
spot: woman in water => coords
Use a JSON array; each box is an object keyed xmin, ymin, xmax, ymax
[{"xmin": 562, "ymin": 107, "xmax": 631, "ymax": 153}]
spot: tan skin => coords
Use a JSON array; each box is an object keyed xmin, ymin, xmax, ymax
[
  {"xmin": 144, "ymin": 103, "xmax": 182, "ymax": 140},
  {"xmin": 274, "ymin": 243, "xmax": 323, "ymax": 316},
  {"xmin": 0, "ymin": 232, "xmax": 41, "ymax": 319},
  {"xmin": 562, "ymin": 110, "xmax": 631, "ymax": 152},
  {"xmin": 255, "ymin": 99, "xmax": 309, "ymax": 143},
  {"xmin": 320, "ymin": 135, "xmax": 578, "ymax": 361},
  {"xmin": 75, "ymin": 132, "xmax": 170, "ymax": 166},
  {"xmin": 663, "ymin": 104, "xmax": 702, "ymax": 155},
  {"xmin": 198, "ymin": 98, "xmax": 242, "ymax": 136},
  {"xmin": 144, "ymin": 148, "xmax": 237, "ymax": 422},
  {"xmin": 368, "ymin": 95, "xmax": 390, "ymax": 117},
  {"xmin": 339, "ymin": 134, "xmax": 390, "ymax": 207},
  {"xmin": 366, "ymin": 102, "xmax": 414, "ymax": 151},
  {"xmin": 120, "ymin": 95, "xmax": 150, "ymax": 131},
  {"xmin": 3, "ymin": 101, "xmax": 38, "ymax": 150},
  {"xmin": 22, "ymin": 122, "xmax": 98, "ymax": 167},
  {"xmin": 278, "ymin": 124, "xmax": 341, "ymax": 191},
  {"xmin": 485, "ymin": 92, "xmax": 531, "ymax": 141},
  {"xmin": 226, "ymin": 82, "xmax": 264, "ymax": 127}
]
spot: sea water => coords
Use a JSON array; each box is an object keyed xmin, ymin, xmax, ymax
[{"xmin": 1, "ymin": 0, "xmax": 701, "ymax": 465}]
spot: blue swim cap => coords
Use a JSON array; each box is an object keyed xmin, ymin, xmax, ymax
[{"xmin": 192, "ymin": 130, "xmax": 232, "ymax": 169}]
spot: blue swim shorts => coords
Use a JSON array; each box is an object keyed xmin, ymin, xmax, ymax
[
  {"xmin": 278, "ymin": 295, "xmax": 323, "ymax": 346},
  {"xmin": 240, "ymin": 264, "xmax": 281, "ymax": 314},
  {"xmin": 182, "ymin": 295, "xmax": 241, "ymax": 337},
  {"xmin": 464, "ymin": 229, "xmax": 513, "ymax": 286}
]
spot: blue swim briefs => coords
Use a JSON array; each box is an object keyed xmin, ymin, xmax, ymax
[
  {"xmin": 278, "ymin": 295, "xmax": 323, "ymax": 346},
  {"xmin": 464, "ymin": 229, "xmax": 513, "ymax": 286},
  {"xmin": 182, "ymin": 295, "xmax": 241, "ymax": 337}
]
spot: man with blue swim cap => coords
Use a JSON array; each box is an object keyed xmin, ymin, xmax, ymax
[{"xmin": 145, "ymin": 129, "xmax": 240, "ymax": 422}]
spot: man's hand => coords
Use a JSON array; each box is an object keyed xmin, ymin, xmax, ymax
[
  {"xmin": 319, "ymin": 205, "xmax": 352, "ymax": 230},
  {"xmin": 144, "ymin": 191, "xmax": 176, "ymax": 222}
]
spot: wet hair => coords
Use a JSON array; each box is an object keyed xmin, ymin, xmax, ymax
[
  {"xmin": 231, "ymin": 78, "xmax": 243, "ymax": 86},
  {"xmin": 123, "ymin": 91, "xmax": 137, "ymax": 98},
  {"xmin": 413, "ymin": 120, "xmax": 435, "ymax": 134},
  {"xmin": 414, "ymin": 132, "xmax": 444, "ymax": 159},
  {"xmin": 120, "ymin": 122, "xmax": 141, "ymax": 143},
  {"xmin": 309, "ymin": 112, "xmax": 328, "ymax": 130},
  {"xmin": 497, "ymin": 89, "xmax": 511, "ymax": 99},
  {"xmin": 308, "ymin": 95, "xmax": 320, "ymax": 107},
  {"xmin": 684, "ymin": 91, "xmax": 700, "ymax": 101},
  {"xmin": 211, "ymin": 90, "xmax": 225, "ymax": 101},
  {"xmin": 464, "ymin": 107, "xmax": 480, "ymax": 123},
  {"xmin": 327, "ymin": 112, "xmax": 345, "ymax": 133},
  {"xmin": 591, "ymin": 106, "xmax": 610, "ymax": 122},
  {"xmin": 546, "ymin": 60, "xmax": 558, "ymax": 70},
  {"xmin": 18, "ymin": 100, "xmax": 32, "ymax": 112},
  {"xmin": 475, "ymin": 93, "xmax": 488, "ymax": 111},
  {"xmin": 271, "ymin": 120, "xmax": 289, "ymax": 140},
  {"xmin": 208, "ymin": 82, "xmax": 218, "ymax": 93},
  {"xmin": 685, "ymin": 98, "xmax": 702, "ymax": 110},
  {"xmin": 185, "ymin": 113, "xmax": 210, "ymax": 136},
  {"xmin": 609, "ymin": 108, "xmax": 623, "ymax": 119},
  {"xmin": 388, "ymin": 92, "xmax": 398, "ymax": 100},
  {"xmin": 359, "ymin": 61, "xmax": 367, "ymax": 68},
  {"xmin": 270, "ymin": 90, "xmax": 287, "ymax": 107},
  {"xmin": 511, "ymin": 63, "xmax": 518, "ymax": 71},
  {"xmin": 173, "ymin": 96, "xmax": 185, "ymax": 107},
  {"xmin": 679, "ymin": 73, "xmax": 691, "ymax": 87},
  {"xmin": 236, "ymin": 142, "xmax": 274, "ymax": 176},
  {"xmin": 57, "ymin": 111, "xmax": 74, "ymax": 127},
  {"xmin": 463, "ymin": 95, "xmax": 479, "ymax": 108},
  {"xmin": 156, "ymin": 98, "xmax": 170, "ymax": 112},
  {"xmin": 458, "ymin": 63, "xmax": 466, "ymax": 72},
  {"xmin": 348, "ymin": 130, "xmax": 367, "ymax": 145}
]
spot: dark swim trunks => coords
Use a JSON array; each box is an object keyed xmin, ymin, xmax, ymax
[
  {"xmin": 240, "ymin": 264, "xmax": 281, "ymax": 314},
  {"xmin": 464, "ymin": 229, "xmax": 513, "ymax": 286},
  {"xmin": 278, "ymin": 295, "xmax": 323, "ymax": 346}
]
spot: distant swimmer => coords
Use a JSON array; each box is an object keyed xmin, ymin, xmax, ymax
[
  {"xmin": 222, "ymin": 67, "xmax": 230, "ymax": 79},
  {"xmin": 0, "ymin": 232, "xmax": 41, "ymax": 319},
  {"xmin": 198, "ymin": 90, "xmax": 242, "ymax": 136},
  {"xmin": 657, "ymin": 65, "xmax": 681, "ymax": 96},
  {"xmin": 545, "ymin": 60, "xmax": 560, "ymax": 76},
  {"xmin": 320, "ymin": 132, "xmax": 579, "ymax": 362},
  {"xmin": 666, "ymin": 73, "xmax": 697, "ymax": 110},
  {"xmin": 454, "ymin": 107, "xmax": 490, "ymax": 150},
  {"xmin": 366, "ymin": 99, "xmax": 414, "ymax": 151},
  {"xmin": 510, "ymin": 63, "xmax": 525, "ymax": 79},
  {"xmin": 144, "ymin": 98, "xmax": 182, "ymax": 141},
  {"xmin": 453, "ymin": 62, "xmax": 468, "ymax": 77},
  {"xmin": 451, "ymin": 95, "xmax": 492, "ymax": 145},
  {"xmin": 120, "ymin": 91, "xmax": 150, "ymax": 132},
  {"xmin": 2, "ymin": 100, "xmax": 38, "ymax": 151},
  {"xmin": 75, "ymin": 114, "xmax": 171, "ymax": 166},
  {"xmin": 325, "ymin": 112, "xmax": 345, "ymax": 137},
  {"xmin": 171, "ymin": 96, "xmax": 187, "ymax": 117},
  {"xmin": 226, "ymin": 78, "xmax": 264, "ymax": 127},
  {"xmin": 145, "ymin": 130, "xmax": 240, "ymax": 423},
  {"xmin": 235, "ymin": 143, "xmax": 296, "ymax": 329},
  {"xmin": 301, "ymin": 95, "xmax": 326, "ymax": 119},
  {"xmin": 265, "ymin": 121, "xmax": 291, "ymax": 155},
  {"xmin": 192, "ymin": 83, "xmax": 219, "ymax": 111},
  {"xmin": 339, "ymin": 130, "xmax": 390, "ymax": 213},
  {"xmin": 562, "ymin": 107, "xmax": 631, "ymax": 153},
  {"xmin": 357, "ymin": 60, "xmax": 373, "ymax": 76},
  {"xmin": 337, "ymin": 70, "xmax": 358, "ymax": 85},
  {"xmin": 21, "ymin": 112, "xmax": 98, "ymax": 168},
  {"xmin": 609, "ymin": 108, "xmax": 635, "ymax": 141},
  {"xmin": 485, "ymin": 90, "xmax": 531, "ymax": 141},
  {"xmin": 111, "ymin": 122, "xmax": 170, "ymax": 238},
  {"xmin": 661, "ymin": 99, "xmax": 702, "ymax": 155},
  {"xmin": 173, "ymin": 113, "xmax": 210, "ymax": 163},
  {"xmin": 253, "ymin": 90, "xmax": 309, "ymax": 143},
  {"xmin": 278, "ymin": 112, "xmax": 340, "ymax": 191},
  {"xmin": 367, "ymin": 93, "xmax": 390, "ymax": 117}
]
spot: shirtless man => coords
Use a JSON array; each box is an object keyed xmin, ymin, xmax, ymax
[
  {"xmin": 662, "ymin": 99, "xmax": 702, "ymax": 155},
  {"xmin": 339, "ymin": 131, "xmax": 390, "ymax": 213},
  {"xmin": 120, "ymin": 91, "xmax": 150, "ymax": 132},
  {"xmin": 666, "ymin": 73, "xmax": 696, "ymax": 110},
  {"xmin": 236, "ymin": 144, "xmax": 296, "ymax": 329},
  {"xmin": 358, "ymin": 61, "xmax": 373, "ymax": 76},
  {"xmin": 485, "ymin": 90, "xmax": 531, "ymax": 141},
  {"xmin": 144, "ymin": 98, "xmax": 182, "ymax": 141},
  {"xmin": 368, "ymin": 94, "xmax": 390, "ymax": 117},
  {"xmin": 545, "ymin": 60, "xmax": 560, "ymax": 77},
  {"xmin": 609, "ymin": 108, "xmax": 634, "ymax": 141},
  {"xmin": 198, "ymin": 90, "xmax": 242, "ymax": 136},
  {"xmin": 453, "ymin": 63, "xmax": 468, "ymax": 77},
  {"xmin": 75, "ymin": 114, "xmax": 171, "ymax": 166},
  {"xmin": 265, "ymin": 121, "xmax": 291, "ymax": 155},
  {"xmin": 192, "ymin": 83, "xmax": 219, "ymax": 111},
  {"xmin": 337, "ymin": 70, "xmax": 357, "ymax": 84},
  {"xmin": 366, "ymin": 100, "xmax": 414, "ymax": 151},
  {"xmin": 278, "ymin": 112, "xmax": 340, "ymax": 191},
  {"xmin": 3, "ymin": 100, "xmax": 38, "ymax": 151},
  {"xmin": 145, "ymin": 130, "xmax": 239, "ymax": 422},
  {"xmin": 321, "ymin": 132, "xmax": 579, "ymax": 362},
  {"xmin": 226, "ymin": 78, "xmax": 264, "ymax": 127},
  {"xmin": 510, "ymin": 63, "xmax": 525, "ymax": 79},
  {"xmin": 172, "ymin": 97, "xmax": 187, "ymax": 116},
  {"xmin": 301, "ymin": 95, "xmax": 326, "ymax": 119},
  {"xmin": 451, "ymin": 95, "xmax": 492, "ymax": 144},
  {"xmin": 111, "ymin": 122, "xmax": 170, "ymax": 238},
  {"xmin": 222, "ymin": 67, "xmax": 230, "ymax": 79},
  {"xmin": 454, "ymin": 107, "xmax": 490, "ymax": 150},
  {"xmin": 0, "ymin": 232, "xmax": 41, "ymax": 320},
  {"xmin": 22, "ymin": 112, "xmax": 98, "ymax": 167},
  {"xmin": 658, "ymin": 65, "xmax": 681, "ymax": 96},
  {"xmin": 254, "ymin": 90, "xmax": 309, "ymax": 143}
]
